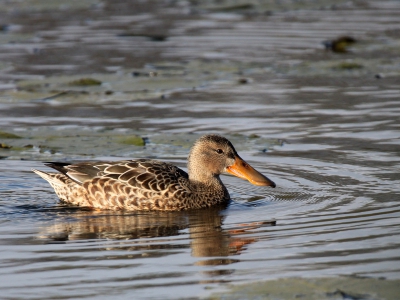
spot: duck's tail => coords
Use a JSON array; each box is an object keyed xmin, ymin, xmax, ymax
[
  {"xmin": 32, "ymin": 169, "xmax": 90, "ymax": 207},
  {"xmin": 32, "ymin": 169, "xmax": 66, "ymax": 186}
]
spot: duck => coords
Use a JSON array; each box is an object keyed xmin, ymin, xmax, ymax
[{"xmin": 33, "ymin": 134, "xmax": 276, "ymax": 211}]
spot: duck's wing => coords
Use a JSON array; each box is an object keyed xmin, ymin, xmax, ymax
[
  {"xmin": 44, "ymin": 160, "xmax": 191, "ymax": 210},
  {"xmin": 46, "ymin": 159, "xmax": 189, "ymax": 192}
]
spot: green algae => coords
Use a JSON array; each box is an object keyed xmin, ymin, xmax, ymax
[
  {"xmin": 9, "ymin": 60, "xmax": 257, "ymax": 104},
  {"xmin": 0, "ymin": 143, "xmax": 12, "ymax": 149},
  {"xmin": 69, "ymin": 78, "xmax": 102, "ymax": 86},
  {"xmin": 323, "ymin": 36, "xmax": 357, "ymax": 53},
  {"xmin": 0, "ymin": 125, "xmax": 276, "ymax": 161},
  {"xmin": 118, "ymin": 136, "xmax": 146, "ymax": 146},
  {"xmin": 248, "ymin": 134, "xmax": 260, "ymax": 139},
  {"xmin": 208, "ymin": 277, "xmax": 400, "ymax": 300},
  {"xmin": 0, "ymin": 130, "xmax": 22, "ymax": 139},
  {"xmin": 334, "ymin": 61, "xmax": 364, "ymax": 70}
]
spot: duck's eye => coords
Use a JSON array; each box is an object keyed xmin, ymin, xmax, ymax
[{"xmin": 216, "ymin": 149, "xmax": 224, "ymax": 154}]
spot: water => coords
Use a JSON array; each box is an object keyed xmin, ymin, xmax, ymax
[{"xmin": 1, "ymin": 1, "xmax": 400, "ymax": 299}]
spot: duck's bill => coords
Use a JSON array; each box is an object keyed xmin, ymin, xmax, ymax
[{"xmin": 226, "ymin": 156, "xmax": 276, "ymax": 187}]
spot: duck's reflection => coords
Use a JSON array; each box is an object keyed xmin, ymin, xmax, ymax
[{"xmin": 40, "ymin": 205, "xmax": 275, "ymax": 266}]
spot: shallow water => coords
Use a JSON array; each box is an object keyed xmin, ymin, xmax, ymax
[{"xmin": 1, "ymin": 1, "xmax": 400, "ymax": 299}]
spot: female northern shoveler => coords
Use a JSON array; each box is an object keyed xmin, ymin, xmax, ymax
[{"xmin": 33, "ymin": 134, "xmax": 275, "ymax": 211}]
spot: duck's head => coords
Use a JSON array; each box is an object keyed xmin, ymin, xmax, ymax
[{"xmin": 188, "ymin": 134, "xmax": 276, "ymax": 187}]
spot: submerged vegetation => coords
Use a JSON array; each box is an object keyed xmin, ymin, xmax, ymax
[
  {"xmin": 333, "ymin": 61, "xmax": 364, "ymax": 70},
  {"xmin": 69, "ymin": 78, "xmax": 102, "ymax": 86}
]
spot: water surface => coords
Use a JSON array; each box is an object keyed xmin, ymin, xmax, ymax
[{"xmin": 0, "ymin": 1, "xmax": 400, "ymax": 299}]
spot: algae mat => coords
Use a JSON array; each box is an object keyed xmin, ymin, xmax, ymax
[{"xmin": 209, "ymin": 277, "xmax": 400, "ymax": 300}]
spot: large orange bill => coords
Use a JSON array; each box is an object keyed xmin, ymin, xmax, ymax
[{"xmin": 226, "ymin": 156, "xmax": 276, "ymax": 187}]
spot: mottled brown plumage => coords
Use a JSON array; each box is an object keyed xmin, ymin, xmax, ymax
[{"xmin": 33, "ymin": 134, "xmax": 275, "ymax": 211}]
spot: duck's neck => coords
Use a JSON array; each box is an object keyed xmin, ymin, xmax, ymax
[
  {"xmin": 188, "ymin": 172, "xmax": 223, "ymax": 189},
  {"xmin": 188, "ymin": 172, "xmax": 229, "ymax": 201}
]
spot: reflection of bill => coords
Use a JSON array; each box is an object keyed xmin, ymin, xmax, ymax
[{"xmin": 38, "ymin": 205, "xmax": 275, "ymax": 263}]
